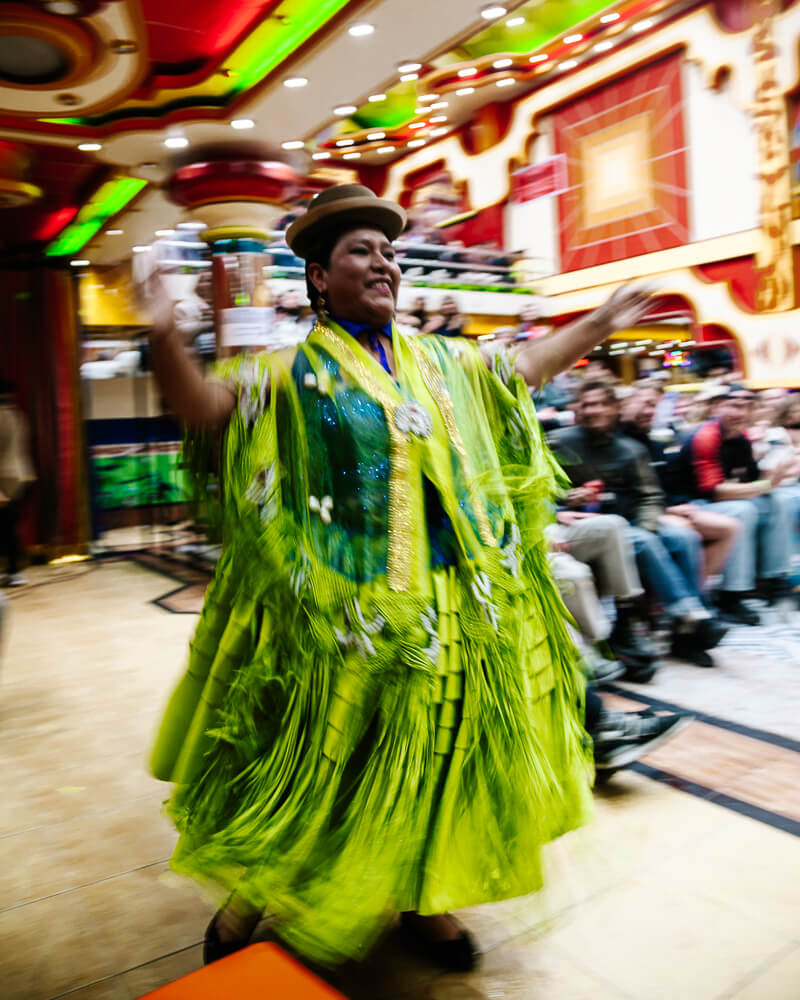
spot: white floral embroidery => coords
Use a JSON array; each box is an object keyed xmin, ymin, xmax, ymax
[
  {"xmin": 303, "ymin": 372, "xmax": 317, "ymax": 389},
  {"xmin": 501, "ymin": 523, "xmax": 522, "ymax": 578},
  {"xmin": 237, "ymin": 359, "xmax": 269, "ymax": 426},
  {"xmin": 334, "ymin": 600, "xmax": 386, "ymax": 658},
  {"xmin": 303, "ymin": 369, "xmax": 333, "ymax": 396},
  {"xmin": 309, "ymin": 494, "xmax": 334, "ymax": 525},
  {"xmin": 394, "ymin": 400, "xmax": 433, "ymax": 439},
  {"xmin": 471, "ymin": 570, "xmax": 500, "ymax": 629},
  {"xmin": 420, "ymin": 605, "xmax": 441, "ymax": 665},
  {"xmin": 244, "ymin": 463, "xmax": 278, "ymax": 523}
]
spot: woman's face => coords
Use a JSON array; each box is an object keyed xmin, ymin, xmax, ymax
[{"xmin": 310, "ymin": 226, "xmax": 401, "ymax": 327}]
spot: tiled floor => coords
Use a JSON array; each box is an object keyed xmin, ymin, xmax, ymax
[{"xmin": 1, "ymin": 560, "xmax": 798, "ymax": 1000}]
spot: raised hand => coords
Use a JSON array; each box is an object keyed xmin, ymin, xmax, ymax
[{"xmin": 592, "ymin": 283, "xmax": 653, "ymax": 333}]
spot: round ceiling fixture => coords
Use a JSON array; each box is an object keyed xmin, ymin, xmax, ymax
[{"xmin": 0, "ymin": 35, "xmax": 69, "ymax": 84}]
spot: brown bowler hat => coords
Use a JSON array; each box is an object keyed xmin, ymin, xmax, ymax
[{"xmin": 285, "ymin": 183, "xmax": 407, "ymax": 259}]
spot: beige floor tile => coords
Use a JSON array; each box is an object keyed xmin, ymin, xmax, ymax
[
  {"xmin": 544, "ymin": 875, "xmax": 791, "ymax": 1000},
  {"xmin": 717, "ymin": 758, "xmax": 800, "ymax": 823},
  {"xmin": 727, "ymin": 943, "xmax": 800, "ymax": 1000},
  {"xmin": 119, "ymin": 944, "xmax": 203, "ymax": 998}
]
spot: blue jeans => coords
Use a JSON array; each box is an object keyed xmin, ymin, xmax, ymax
[
  {"xmin": 628, "ymin": 525, "xmax": 705, "ymax": 618},
  {"xmin": 658, "ymin": 519, "xmax": 704, "ymax": 596},
  {"xmin": 696, "ymin": 492, "xmax": 794, "ymax": 592}
]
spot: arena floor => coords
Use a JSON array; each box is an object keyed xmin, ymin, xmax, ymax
[{"xmin": 1, "ymin": 557, "xmax": 798, "ymax": 1000}]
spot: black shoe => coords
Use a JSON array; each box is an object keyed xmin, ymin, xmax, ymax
[
  {"xmin": 621, "ymin": 657, "xmax": 659, "ymax": 683},
  {"xmin": 583, "ymin": 644, "xmax": 626, "ymax": 685},
  {"xmin": 670, "ymin": 635, "xmax": 715, "ymax": 667},
  {"xmin": 203, "ymin": 911, "xmax": 252, "ymax": 965},
  {"xmin": 399, "ymin": 912, "xmax": 478, "ymax": 972},
  {"xmin": 592, "ymin": 708, "xmax": 694, "ymax": 770},
  {"xmin": 687, "ymin": 616, "xmax": 728, "ymax": 651},
  {"xmin": 609, "ymin": 612, "xmax": 660, "ymax": 662},
  {"xmin": 716, "ymin": 591, "xmax": 761, "ymax": 626},
  {"xmin": 757, "ymin": 576, "xmax": 793, "ymax": 605}
]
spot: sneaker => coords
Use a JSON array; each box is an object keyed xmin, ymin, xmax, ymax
[
  {"xmin": 582, "ymin": 644, "xmax": 626, "ymax": 685},
  {"xmin": 592, "ymin": 708, "xmax": 694, "ymax": 770},
  {"xmin": 716, "ymin": 591, "xmax": 761, "ymax": 627},
  {"xmin": 4, "ymin": 573, "xmax": 27, "ymax": 587},
  {"xmin": 670, "ymin": 635, "xmax": 715, "ymax": 667}
]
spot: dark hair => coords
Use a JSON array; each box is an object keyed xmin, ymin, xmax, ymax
[
  {"xmin": 578, "ymin": 380, "xmax": 617, "ymax": 405},
  {"xmin": 303, "ymin": 221, "xmax": 374, "ymax": 314}
]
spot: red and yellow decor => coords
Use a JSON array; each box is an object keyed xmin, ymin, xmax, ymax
[{"xmin": 553, "ymin": 51, "xmax": 689, "ymax": 272}]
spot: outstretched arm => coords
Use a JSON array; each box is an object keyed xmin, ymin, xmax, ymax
[
  {"xmin": 135, "ymin": 253, "xmax": 236, "ymax": 428},
  {"xmin": 512, "ymin": 285, "xmax": 652, "ymax": 388}
]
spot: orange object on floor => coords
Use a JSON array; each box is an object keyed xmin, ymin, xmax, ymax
[{"xmin": 138, "ymin": 942, "xmax": 347, "ymax": 999}]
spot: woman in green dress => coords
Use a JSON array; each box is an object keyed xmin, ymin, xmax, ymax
[{"xmin": 142, "ymin": 184, "xmax": 651, "ymax": 970}]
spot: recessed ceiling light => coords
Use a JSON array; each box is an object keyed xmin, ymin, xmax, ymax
[
  {"xmin": 418, "ymin": 93, "xmax": 439, "ymax": 103},
  {"xmin": 632, "ymin": 19, "xmax": 653, "ymax": 32},
  {"xmin": 559, "ymin": 60, "xmax": 578, "ymax": 70},
  {"xmin": 281, "ymin": 140, "xmax": 304, "ymax": 149},
  {"xmin": 456, "ymin": 87, "xmax": 475, "ymax": 96},
  {"xmin": 367, "ymin": 131, "xmax": 386, "ymax": 140},
  {"xmin": 343, "ymin": 151, "xmax": 361, "ymax": 159},
  {"xmin": 105, "ymin": 229, "xmax": 123, "ymax": 235},
  {"xmin": 430, "ymin": 127, "xmax": 449, "ymax": 137},
  {"xmin": 398, "ymin": 61, "xmax": 422, "ymax": 73},
  {"xmin": 600, "ymin": 12, "xmax": 620, "ymax": 23},
  {"xmin": 564, "ymin": 33, "xmax": 583, "ymax": 43},
  {"xmin": 506, "ymin": 16, "xmax": 524, "ymax": 27},
  {"xmin": 429, "ymin": 115, "xmax": 447, "ymax": 123},
  {"xmin": 348, "ymin": 23, "xmax": 374, "ymax": 37},
  {"xmin": 334, "ymin": 105, "xmax": 357, "ymax": 116},
  {"xmin": 377, "ymin": 145, "xmax": 395, "ymax": 154},
  {"xmin": 70, "ymin": 259, "xmax": 90, "ymax": 266},
  {"xmin": 493, "ymin": 58, "xmax": 513, "ymax": 69},
  {"xmin": 368, "ymin": 93, "xmax": 386, "ymax": 102},
  {"xmin": 400, "ymin": 73, "xmax": 419, "ymax": 82},
  {"xmin": 414, "ymin": 106, "xmax": 428, "ymax": 114},
  {"xmin": 496, "ymin": 77, "xmax": 515, "ymax": 87},
  {"xmin": 409, "ymin": 121, "xmax": 427, "ymax": 129},
  {"xmin": 336, "ymin": 139, "xmax": 355, "ymax": 146},
  {"xmin": 231, "ymin": 118, "xmax": 254, "ymax": 130},
  {"xmin": 408, "ymin": 138, "xmax": 426, "ymax": 147},
  {"xmin": 529, "ymin": 53, "xmax": 548, "ymax": 63},
  {"xmin": 312, "ymin": 151, "xmax": 331, "ymax": 159},
  {"xmin": 481, "ymin": 5, "xmax": 507, "ymax": 19},
  {"xmin": 458, "ymin": 67, "xmax": 478, "ymax": 78},
  {"xmin": 164, "ymin": 136, "xmax": 188, "ymax": 148},
  {"xmin": 594, "ymin": 40, "xmax": 614, "ymax": 52},
  {"xmin": 132, "ymin": 246, "xmax": 149, "ymax": 253},
  {"xmin": 177, "ymin": 221, "xmax": 206, "ymax": 230},
  {"xmin": 78, "ymin": 142, "xmax": 102, "ymax": 151},
  {"xmin": 139, "ymin": 162, "xmax": 158, "ymax": 170},
  {"xmin": 429, "ymin": 101, "xmax": 448, "ymax": 110},
  {"xmin": 284, "ymin": 77, "xmax": 308, "ymax": 88},
  {"xmin": 155, "ymin": 230, "xmax": 175, "ymax": 238}
]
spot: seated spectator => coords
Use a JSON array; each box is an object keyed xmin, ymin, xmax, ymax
[
  {"xmin": 408, "ymin": 295, "xmax": 428, "ymax": 330},
  {"xmin": 549, "ymin": 381, "xmax": 727, "ymax": 667},
  {"xmin": 422, "ymin": 295, "xmax": 466, "ymax": 337},
  {"xmin": 547, "ymin": 511, "xmax": 659, "ymax": 682},
  {"xmin": 620, "ymin": 384, "xmax": 741, "ymax": 585},
  {"xmin": 679, "ymin": 383, "xmax": 796, "ymax": 622}
]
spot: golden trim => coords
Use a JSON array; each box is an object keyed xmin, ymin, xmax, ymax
[{"xmin": 0, "ymin": 178, "xmax": 42, "ymax": 205}]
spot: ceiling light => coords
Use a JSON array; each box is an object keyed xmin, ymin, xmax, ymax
[
  {"xmin": 281, "ymin": 140, "xmax": 304, "ymax": 149},
  {"xmin": 231, "ymin": 118, "xmax": 255, "ymax": 130},
  {"xmin": 496, "ymin": 77, "xmax": 515, "ymax": 87},
  {"xmin": 78, "ymin": 142, "xmax": 102, "ymax": 151},
  {"xmin": 564, "ymin": 33, "xmax": 583, "ymax": 43},
  {"xmin": 414, "ymin": 106, "xmax": 428, "ymax": 114},
  {"xmin": 632, "ymin": 19, "xmax": 653, "ymax": 32},
  {"xmin": 559, "ymin": 60, "xmax": 578, "ymax": 70},
  {"xmin": 70, "ymin": 259, "xmax": 90, "ymax": 266},
  {"xmin": 458, "ymin": 67, "xmax": 478, "ymax": 78},
  {"xmin": 336, "ymin": 138, "xmax": 355, "ymax": 146},
  {"xmin": 343, "ymin": 152, "xmax": 361, "ymax": 159},
  {"xmin": 429, "ymin": 101, "xmax": 448, "ymax": 110},
  {"xmin": 493, "ymin": 58, "xmax": 513, "ymax": 69},
  {"xmin": 105, "ymin": 229, "xmax": 123, "ymax": 235},
  {"xmin": 398, "ymin": 61, "xmax": 422, "ymax": 73},
  {"xmin": 529, "ymin": 53, "xmax": 548, "ymax": 63},
  {"xmin": 164, "ymin": 136, "xmax": 188, "ymax": 148},
  {"xmin": 594, "ymin": 40, "xmax": 614, "ymax": 52},
  {"xmin": 506, "ymin": 16, "xmax": 524, "ymax": 27},
  {"xmin": 368, "ymin": 93, "xmax": 386, "ymax": 102},
  {"xmin": 132, "ymin": 246, "xmax": 149, "ymax": 253},
  {"xmin": 348, "ymin": 23, "xmax": 374, "ymax": 36},
  {"xmin": 408, "ymin": 138, "xmax": 426, "ymax": 148},
  {"xmin": 419, "ymin": 93, "xmax": 439, "ymax": 103},
  {"xmin": 456, "ymin": 87, "xmax": 475, "ymax": 96},
  {"xmin": 312, "ymin": 151, "xmax": 331, "ymax": 159},
  {"xmin": 377, "ymin": 145, "xmax": 395, "ymax": 154},
  {"xmin": 367, "ymin": 131, "xmax": 386, "ymax": 140},
  {"xmin": 139, "ymin": 162, "xmax": 158, "ymax": 170},
  {"xmin": 400, "ymin": 73, "xmax": 419, "ymax": 82},
  {"xmin": 155, "ymin": 229, "xmax": 174, "ymax": 237},
  {"xmin": 481, "ymin": 5, "xmax": 507, "ymax": 19},
  {"xmin": 334, "ymin": 105, "xmax": 357, "ymax": 115},
  {"xmin": 45, "ymin": 0, "xmax": 81, "ymax": 13},
  {"xmin": 601, "ymin": 12, "xmax": 620, "ymax": 23},
  {"xmin": 409, "ymin": 121, "xmax": 427, "ymax": 129},
  {"xmin": 429, "ymin": 115, "xmax": 447, "ymax": 123},
  {"xmin": 430, "ymin": 127, "xmax": 449, "ymax": 137},
  {"xmin": 177, "ymin": 221, "xmax": 206, "ymax": 230},
  {"xmin": 284, "ymin": 77, "xmax": 308, "ymax": 88}
]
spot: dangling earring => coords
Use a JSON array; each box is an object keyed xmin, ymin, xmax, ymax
[{"xmin": 317, "ymin": 294, "xmax": 329, "ymax": 322}]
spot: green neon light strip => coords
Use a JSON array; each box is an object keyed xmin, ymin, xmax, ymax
[{"xmin": 46, "ymin": 177, "xmax": 147, "ymax": 257}]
